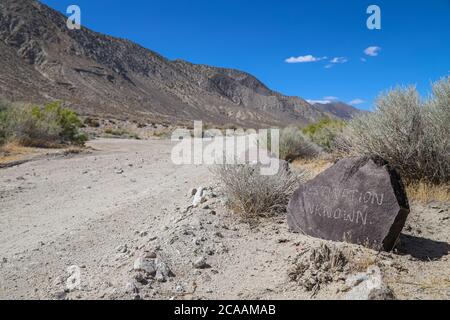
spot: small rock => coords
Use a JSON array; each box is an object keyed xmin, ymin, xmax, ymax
[
  {"xmin": 344, "ymin": 266, "xmax": 395, "ymax": 300},
  {"xmin": 345, "ymin": 273, "xmax": 368, "ymax": 287},
  {"xmin": 192, "ymin": 187, "xmax": 205, "ymax": 207},
  {"xmin": 204, "ymin": 247, "xmax": 215, "ymax": 256},
  {"xmin": 115, "ymin": 169, "xmax": 124, "ymax": 174},
  {"xmin": 116, "ymin": 244, "xmax": 128, "ymax": 253},
  {"xmin": 139, "ymin": 231, "xmax": 148, "ymax": 237},
  {"xmin": 66, "ymin": 265, "xmax": 81, "ymax": 292},
  {"xmin": 175, "ymin": 283, "xmax": 185, "ymax": 294},
  {"xmin": 155, "ymin": 258, "xmax": 173, "ymax": 282},
  {"xmin": 190, "ymin": 188, "xmax": 197, "ymax": 196},
  {"xmin": 193, "ymin": 256, "xmax": 210, "ymax": 269},
  {"xmin": 125, "ymin": 282, "xmax": 139, "ymax": 294},
  {"xmin": 133, "ymin": 257, "xmax": 156, "ymax": 275},
  {"xmin": 143, "ymin": 250, "xmax": 157, "ymax": 259},
  {"xmin": 54, "ymin": 291, "xmax": 67, "ymax": 300}
]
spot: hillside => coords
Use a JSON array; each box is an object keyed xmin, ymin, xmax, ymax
[{"xmin": 0, "ymin": 0, "xmax": 362, "ymax": 127}]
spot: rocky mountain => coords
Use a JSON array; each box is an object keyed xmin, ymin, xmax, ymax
[
  {"xmin": 0, "ymin": 0, "xmax": 362, "ymax": 127},
  {"xmin": 312, "ymin": 102, "xmax": 366, "ymax": 120}
]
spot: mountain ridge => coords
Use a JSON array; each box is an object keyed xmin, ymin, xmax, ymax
[{"xmin": 0, "ymin": 0, "xmax": 363, "ymax": 127}]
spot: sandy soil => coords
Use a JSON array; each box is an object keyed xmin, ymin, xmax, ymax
[{"xmin": 0, "ymin": 138, "xmax": 449, "ymax": 300}]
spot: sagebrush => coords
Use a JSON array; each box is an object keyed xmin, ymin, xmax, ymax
[
  {"xmin": 212, "ymin": 163, "xmax": 305, "ymax": 219},
  {"xmin": 335, "ymin": 78, "xmax": 450, "ymax": 184}
]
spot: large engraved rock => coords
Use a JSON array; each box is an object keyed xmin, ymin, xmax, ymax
[{"xmin": 287, "ymin": 157, "xmax": 410, "ymax": 251}]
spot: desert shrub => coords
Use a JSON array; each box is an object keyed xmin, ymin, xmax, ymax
[
  {"xmin": 336, "ymin": 78, "xmax": 450, "ymax": 184},
  {"xmin": 260, "ymin": 127, "xmax": 322, "ymax": 162},
  {"xmin": 0, "ymin": 100, "xmax": 86, "ymax": 147},
  {"xmin": 212, "ymin": 163, "xmax": 305, "ymax": 219},
  {"xmin": 302, "ymin": 118, "xmax": 346, "ymax": 152},
  {"xmin": 0, "ymin": 103, "xmax": 7, "ymax": 146},
  {"xmin": 84, "ymin": 117, "xmax": 100, "ymax": 128},
  {"xmin": 104, "ymin": 128, "xmax": 140, "ymax": 139}
]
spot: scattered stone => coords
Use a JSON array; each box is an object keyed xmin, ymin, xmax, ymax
[
  {"xmin": 134, "ymin": 273, "xmax": 148, "ymax": 285},
  {"xmin": 116, "ymin": 244, "xmax": 128, "ymax": 253},
  {"xmin": 190, "ymin": 188, "xmax": 197, "ymax": 196},
  {"xmin": 345, "ymin": 273, "xmax": 368, "ymax": 287},
  {"xmin": 66, "ymin": 265, "xmax": 81, "ymax": 292},
  {"xmin": 193, "ymin": 256, "xmax": 210, "ymax": 269},
  {"xmin": 288, "ymin": 157, "xmax": 410, "ymax": 251},
  {"xmin": 53, "ymin": 291, "xmax": 67, "ymax": 300},
  {"xmin": 344, "ymin": 266, "xmax": 395, "ymax": 300},
  {"xmin": 139, "ymin": 231, "xmax": 148, "ymax": 237},
  {"xmin": 209, "ymin": 210, "xmax": 217, "ymax": 216},
  {"xmin": 155, "ymin": 258, "xmax": 174, "ymax": 282},
  {"xmin": 142, "ymin": 250, "xmax": 157, "ymax": 259},
  {"xmin": 124, "ymin": 282, "xmax": 139, "ymax": 294},
  {"xmin": 192, "ymin": 187, "xmax": 205, "ymax": 207},
  {"xmin": 115, "ymin": 169, "xmax": 124, "ymax": 174},
  {"xmin": 175, "ymin": 283, "xmax": 185, "ymax": 294},
  {"xmin": 133, "ymin": 257, "xmax": 156, "ymax": 275}
]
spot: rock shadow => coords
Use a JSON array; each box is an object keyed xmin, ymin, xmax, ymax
[{"xmin": 395, "ymin": 234, "xmax": 450, "ymax": 261}]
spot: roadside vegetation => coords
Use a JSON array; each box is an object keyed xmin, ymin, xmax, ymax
[
  {"xmin": 335, "ymin": 77, "xmax": 449, "ymax": 185},
  {"xmin": 215, "ymin": 78, "xmax": 449, "ymax": 216},
  {"xmin": 212, "ymin": 163, "xmax": 305, "ymax": 219},
  {"xmin": 0, "ymin": 99, "xmax": 87, "ymax": 148},
  {"xmin": 103, "ymin": 128, "xmax": 140, "ymax": 140},
  {"xmin": 302, "ymin": 118, "xmax": 346, "ymax": 152}
]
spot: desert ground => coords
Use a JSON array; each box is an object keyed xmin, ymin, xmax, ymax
[{"xmin": 0, "ymin": 138, "xmax": 449, "ymax": 300}]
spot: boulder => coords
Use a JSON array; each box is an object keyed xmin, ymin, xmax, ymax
[{"xmin": 288, "ymin": 157, "xmax": 410, "ymax": 251}]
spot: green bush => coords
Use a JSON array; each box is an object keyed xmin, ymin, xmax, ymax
[
  {"xmin": 0, "ymin": 100, "xmax": 86, "ymax": 147},
  {"xmin": 336, "ymin": 77, "xmax": 450, "ymax": 184},
  {"xmin": 302, "ymin": 118, "xmax": 346, "ymax": 152}
]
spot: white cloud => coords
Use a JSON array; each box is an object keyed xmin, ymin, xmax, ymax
[
  {"xmin": 307, "ymin": 97, "xmax": 339, "ymax": 104},
  {"xmin": 307, "ymin": 99, "xmax": 332, "ymax": 105},
  {"xmin": 364, "ymin": 46, "xmax": 381, "ymax": 57},
  {"xmin": 361, "ymin": 57, "xmax": 367, "ymax": 62},
  {"xmin": 285, "ymin": 55, "xmax": 326, "ymax": 64},
  {"xmin": 324, "ymin": 64, "xmax": 334, "ymax": 69},
  {"xmin": 349, "ymin": 99, "xmax": 365, "ymax": 105},
  {"xmin": 330, "ymin": 57, "xmax": 348, "ymax": 64}
]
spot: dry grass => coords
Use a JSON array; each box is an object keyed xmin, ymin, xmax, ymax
[
  {"xmin": 0, "ymin": 141, "xmax": 86, "ymax": 166},
  {"xmin": 291, "ymin": 158, "xmax": 333, "ymax": 179},
  {"xmin": 0, "ymin": 141, "xmax": 39, "ymax": 164},
  {"xmin": 406, "ymin": 182, "xmax": 450, "ymax": 204}
]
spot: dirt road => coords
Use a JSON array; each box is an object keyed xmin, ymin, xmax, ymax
[{"xmin": 0, "ymin": 138, "xmax": 449, "ymax": 300}]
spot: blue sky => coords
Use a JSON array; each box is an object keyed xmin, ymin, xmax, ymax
[{"xmin": 41, "ymin": 0, "xmax": 450, "ymax": 110}]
